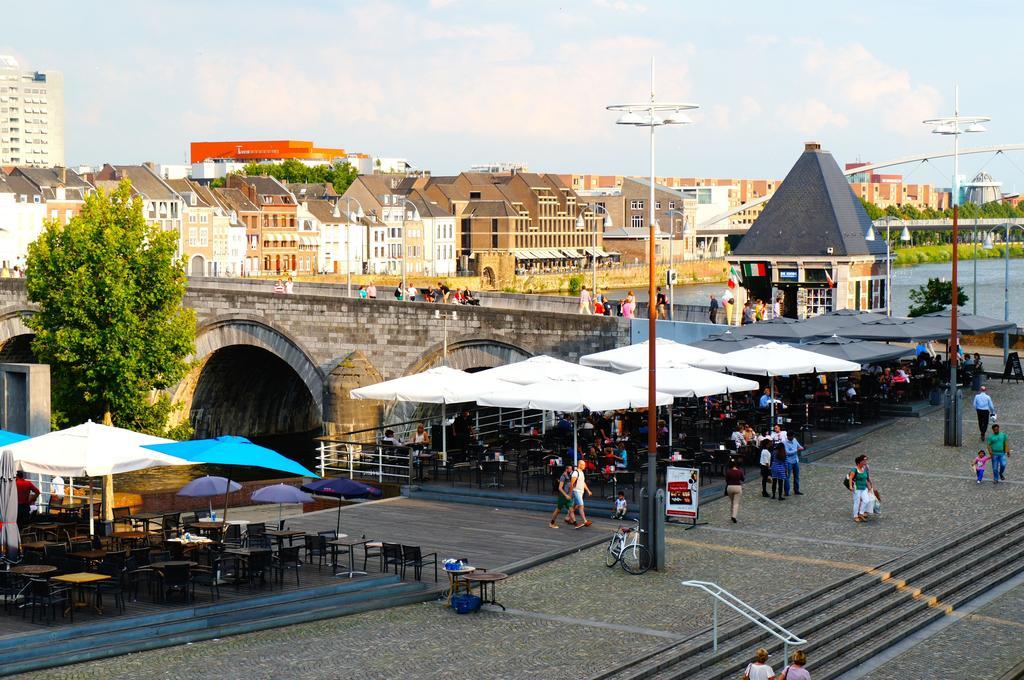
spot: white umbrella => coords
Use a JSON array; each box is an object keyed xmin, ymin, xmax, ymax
[
  {"xmin": 350, "ymin": 366, "xmax": 511, "ymax": 461},
  {"xmin": 476, "ymin": 376, "xmax": 673, "ymax": 462},
  {"xmin": 694, "ymin": 342, "xmax": 860, "ymax": 420},
  {"xmin": 615, "ymin": 366, "xmax": 760, "ymax": 398},
  {"xmin": 4, "ymin": 421, "xmax": 187, "ymax": 532},
  {"xmin": 4, "ymin": 421, "xmax": 184, "ymax": 477},
  {"xmin": 580, "ymin": 338, "xmax": 721, "ymax": 371},
  {"xmin": 476, "ymin": 355, "xmax": 614, "ymax": 385},
  {"xmin": 0, "ymin": 450, "xmax": 18, "ymax": 559}
]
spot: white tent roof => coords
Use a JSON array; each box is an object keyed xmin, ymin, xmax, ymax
[
  {"xmin": 476, "ymin": 375, "xmax": 673, "ymax": 412},
  {"xmin": 475, "ymin": 355, "xmax": 614, "ymax": 385},
  {"xmin": 694, "ymin": 342, "xmax": 861, "ymax": 376},
  {"xmin": 615, "ymin": 366, "xmax": 760, "ymax": 397},
  {"xmin": 349, "ymin": 366, "xmax": 511, "ymax": 404},
  {"xmin": 579, "ymin": 338, "xmax": 721, "ymax": 371},
  {"xmin": 4, "ymin": 421, "xmax": 185, "ymax": 477}
]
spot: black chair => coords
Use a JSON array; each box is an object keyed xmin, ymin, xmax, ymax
[
  {"xmin": 129, "ymin": 546, "xmax": 151, "ymax": 567},
  {"xmin": 193, "ymin": 556, "xmax": 231, "ymax": 600},
  {"xmin": 246, "ymin": 533, "xmax": 271, "ymax": 550},
  {"xmin": 222, "ymin": 523, "xmax": 243, "ymax": 549},
  {"xmin": 43, "ymin": 544, "xmax": 67, "ymax": 560},
  {"xmin": 240, "ymin": 550, "xmax": 273, "ymax": 589},
  {"xmin": 157, "ymin": 563, "xmax": 193, "ymax": 603},
  {"xmin": 273, "ymin": 546, "xmax": 302, "ymax": 587},
  {"xmin": 111, "ymin": 506, "xmax": 133, "ymax": 531},
  {"xmin": 70, "ymin": 539, "xmax": 92, "ymax": 553},
  {"xmin": 93, "ymin": 563, "xmax": 127, "ymax": 614},
  {"xmin": 0, "ymin": 570, "xmax": 22, "ymax": 613},
  {"xmin": 127, "ymin": 563, "xmax": 156, "ymax": 602},
  {"xmin": 381, "ymin": 543, "xmax": 403, "ymax": 576},
  {"xmin": 303, "ymin": 535, "xmax": 330, "ymax": 570},
  {"xmin": 246, "ymin": 522, "xmax": 267, "ymax": 543},
  {"xmin": 25, "ymin": 578, "xmax": 71, "ymax": 625},
  {"xmin": 399, "ymin": 545, "xmax": 437, "ymax": 582},
  {"xmin": 362, "ymin": 541, "xmax": 383, "ymax": 572},
  {"xmin": 166, "ymin": 541, "xmax": 187, "ymax": 561},
  {"xmin": 102, "ymin": 550, "xmax": 127, "ymax": 570}
]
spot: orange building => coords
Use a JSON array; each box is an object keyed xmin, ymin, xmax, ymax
[{"xmin": 190, "ymin": 140, "xmax": 346, "ymax": 164}]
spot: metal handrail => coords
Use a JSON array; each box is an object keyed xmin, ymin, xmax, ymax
[{"xmin": 681, "ymin": 580, "xmax": 806, "ymax": 664}]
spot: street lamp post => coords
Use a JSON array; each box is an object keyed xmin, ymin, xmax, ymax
[
  {"xmin": 924, "ymin": 86, "xmax": 989, "ymax": 447},
  {"xmin": 608, "ymin": 58, "xmax": 697, "ymax": 570},
  {"xmin": 866, "ymin": 217, "xmax": 911, "ymax": 316},
  {"xmin": 982, "ymin": 223, "xmax": 1024, "ymax": 365},
  {"xmin": 665, "ymin": 208, "xmax": 694, "ymax": 320},
  {"xmin": 576, "ymin": 204, "xmax": 612, "ymax": 296},
  {"xmin": 398, "ymin": 198, "xmax": 420, "ymax": 299},
  {"xmin": 333, "ymin": 197, "xmax": 365, "ymax": 298}
]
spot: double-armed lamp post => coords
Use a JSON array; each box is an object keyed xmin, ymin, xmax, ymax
[
  {"xmin": 607, "ymin": 58, "xmax": 697, "ymax": 569},
  {"xmin": 576, "ymin": 205, "xmax": 612, "ymax": 295},
  {"xmin": 333, "ymin": 197, "xmax": 365, "ymax": 298},
  {"xmin": 865, "ymin": 215, "xmax": 911, "ymax": 317},
  {"xmin": 923, "ymin": 86, "xmax": 989, "ymax": 447},
  {"xmin": 665, "ymin": 208, "xmax": 694, "ymax": 320}
]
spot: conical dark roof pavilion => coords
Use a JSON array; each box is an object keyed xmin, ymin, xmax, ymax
[{"xmin": 733, "ymin": 143, "xmax": 887, "ymax": 258}]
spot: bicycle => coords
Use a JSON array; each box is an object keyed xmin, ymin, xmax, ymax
[{"xmin": 604, "ymin": 518, "xmax": 651, "ymax": 575}]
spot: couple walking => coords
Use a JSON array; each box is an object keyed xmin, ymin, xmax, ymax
[{"xmin": 549, "ymin": 460, "xmax": 593, "ymax": 529}]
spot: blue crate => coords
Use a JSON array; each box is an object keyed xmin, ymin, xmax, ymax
[{"xmin": 451, "ymin": 594, "xmax": 481, "ymax": 614}]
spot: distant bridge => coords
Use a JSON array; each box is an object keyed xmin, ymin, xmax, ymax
[{"xmin": 872, "ymin": 217, "xmax": 1024, "ymax": 233}]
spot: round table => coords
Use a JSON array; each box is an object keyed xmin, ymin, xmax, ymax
[
  {"xmin": 444, "ymin": 566, "xmax": 475, "ymax": 605},
  {"xmin": 465, "ymin": 571, "xmax": 509, "ymax": 610},
  {"xmin": 150, "ymin": 560, "xmax": 198, "ymax": 569},
  {"xmin": 11, "ymin": 564, "xmax": 57, "ymax": 576}
]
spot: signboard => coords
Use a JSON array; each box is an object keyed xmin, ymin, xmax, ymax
[
  {"xmin": 666, "ymin": 466, "xmax": 700, "ymax": 519},
  {"xmin": 778, "ymin": 269, "xmax": 799, "ymax": 282},
  {"xmin": 1003, "ymin": 352, "xmax": 1024, "ymax": 384}
]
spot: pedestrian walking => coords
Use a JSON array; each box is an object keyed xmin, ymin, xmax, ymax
[
  {"xmin": 655, "ymin": 286, "xmax": 668, "ymax": 319},
  {"xmin": 770, "ymin": 446, "xmax": 787, "ymax": 501},
  {"xmin": 779, "ymin": 650, "xmax": 809, "ymax": 679},
  {"xmin": 972, "ymin": 449, "xmax": 991, "ymax": 484},
  {"xmin": 725, "ymin": 459, "xmax": 744, "ymax": 523},
  {"xmin": 708, "ymin": 294, "xmax": 719, "ymax": 324},
  {"xmin": 367, "ymin": 282, "xmax": 377, "ymax": 299},
  {"xmin": 783, "ymin": 432, "xmax": 804, "ymax": 496},
  {"xmin": 570, "ymin": 460, "xmax": 592, "ymax": 528},
  {"xmin": 973, "ymin": 386, "xmax": 996, "ymax": 441},
  {"xmin": 742, "ymin": 647, "xmax": 775, "ymax": 680},
  {"xmin": 578, "ymin": 285, "xmax": 592, "ymax": 314},
  {"xmin": 847, "ymin": 454, "xmax": 873, "ymax": 522},
  {"xmin": 759, "ymin": 438, "xmax": 772, "ymax": 497},
  {"xmin": 986, "ymin": 423, "xmax": 1009, "ymax": 483},
  {"xmin": 273, "ymin": 279, "xmax": 285, "ymax": 294},
  {"xmin": 593, "ymin": 294, "xmax": 605, "ymax": 315},
  {"xmin": 549, "ymin": 464, "xmax": 575, "ymax": 528},
  {"xmin": 284, "ymin": 277, "xmax": 294, "ymax": 294},
  {"xmin": 742, "ymin": 300, "xmax": 755, "ymax": 325},
  {"xmin": 358, "ymin": 285, "xmax": 367, "ymax": 299}
]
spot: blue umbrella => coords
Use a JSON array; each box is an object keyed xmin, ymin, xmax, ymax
[
  {"xmin": 252, "ymin": 483, "xmax": 314, "ymax": 525},
  {"xmin": 146, "ymin": 436, "xmax": 318, "ymax": 520},
  {"xmin": 177, "ymin": 475, "xmax": 242, "ymax": 519},
  {"xmin": 301, "ymin": 478, "xmax": 381, "ymax": 534},
  {"xmin": 0, "ymin": 430, "xmax": 29, "ymax": 447}
]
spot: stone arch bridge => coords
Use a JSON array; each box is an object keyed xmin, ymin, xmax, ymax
[{"xmin": 0, "ymin": 279, "xmax": 628, "ymax": 438}]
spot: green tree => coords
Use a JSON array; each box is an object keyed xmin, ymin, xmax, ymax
[
  {"xmin": 907, "ymin": 277, "xmax": 968, "ymax": 317},
  {"xmin": 859, "ymin": 197, "xmax": 884, "ymax": 220},
  {"xmin": 25, "ymin": 180, "xmax": 196, "ymax": 434},
  {"xmin": 242, "ymin": 160, "xmax": 359, "ymax": 195}
]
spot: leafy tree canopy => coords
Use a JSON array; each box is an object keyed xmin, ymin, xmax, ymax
[
  {"xmin": 239, "ymin": 159, "xmax": 359, "ymax": 195},
  {"xmin": 907, "ymin": 277, "xmax": 968, "ymax": 317},
  {"xmin": 25, "ymin": 180, "xmax": 196, "ymax": 435}
]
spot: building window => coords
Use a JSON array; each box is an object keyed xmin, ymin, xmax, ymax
[
  {"xmin": 669, "ymin": 201, "xmax": 676, "ymax": 210},
  {"xmin": 630, "ymin": 200, "xmax": 644, "ymax": 210},
  {"xmin": 491, "ymin": 218, "xmax": 499, "ymax": 249},
  {"xmin": 655, "ymin": 201, "xmax": 661, "ymax": 210},
  {"xmin": 630, "ymin": 214, "xmax": 643, "ymax": 229},
  {"xmin": 804, "ymin": 288, "xmax": 834, "ymax": 317}
]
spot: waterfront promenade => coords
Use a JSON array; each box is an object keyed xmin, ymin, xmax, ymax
[{"xmin": 22, "ymin": 381, "xmax": 1024, "ymax": 679}]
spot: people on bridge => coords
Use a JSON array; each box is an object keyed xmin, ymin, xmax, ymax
[
  {"xmin": 578, "ymin": 285, "xmax": 592, "ymax": 314},
  {"xmin": 367, "ymin": 282, "xmax": 377, "ymax": 299},
  {"xmin": 708, "ymin": 294, "xmax": 719, "ymax": 324},
  {"xmin": 655, "ymin": 286, "xmax": 667, "ymax": 319}
]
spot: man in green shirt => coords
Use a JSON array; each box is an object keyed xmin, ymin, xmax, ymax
[{"xmin": 986, "ymin": 424, "xmax": 1009, "ymax": 483}]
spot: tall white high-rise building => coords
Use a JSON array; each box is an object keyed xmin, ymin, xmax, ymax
[{"xmin": 0, "ymin": 56, "xmax": 64, "ymax": 167}]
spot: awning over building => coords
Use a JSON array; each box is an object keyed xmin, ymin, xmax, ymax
[{"xmin": 514, "ymin": 249, "xmax": 539, "ymax": 260}]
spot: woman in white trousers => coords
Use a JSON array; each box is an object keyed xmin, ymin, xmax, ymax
[{"xmin": 848, "ymin": 454, "xmax": 873, "ymax": 522}]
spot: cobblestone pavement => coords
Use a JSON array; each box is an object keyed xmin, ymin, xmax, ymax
[{"xmin": 22, "ymin": 381, "xmax": 1024, "ymax": 679}]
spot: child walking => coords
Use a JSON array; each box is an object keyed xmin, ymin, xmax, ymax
[
  {"xmin": 612, "ymin": 492, "xmax": 627, "ymax": 519},
  {"xmin": 972, "ymin": 449, "xmax": 991, "ymax": 484}
]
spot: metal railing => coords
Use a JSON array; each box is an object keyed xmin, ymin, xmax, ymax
[
  {"xmin": 681, "ymin": 580, "xmax": 806, "ymax": 664},
  {"xmin": 317, "ymin": 441, "xmax": 414, "ymax": 485}
]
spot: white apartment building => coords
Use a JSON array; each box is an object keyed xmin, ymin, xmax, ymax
[
  {"xmin": 302, "ymin": 200, "xmax": 366, "ymax": 275},
  {"xmin": 0, "ymin": 56, "xmax": 64, "ymax": 167},
  {"xmin": 0, "ymin": 175, "xmax": 45, "ymax": 270}
]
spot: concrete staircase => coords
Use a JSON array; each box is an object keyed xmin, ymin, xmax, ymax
[
  {"xmin": 595, "ymin": 506, "xmax": 1024, "ymax": 680},
  {"xmin": 0, "ymin": 575, "xmax": 433, "ymax": 676}
]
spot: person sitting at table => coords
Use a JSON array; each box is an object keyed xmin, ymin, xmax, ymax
[
  {"xmin": 741, "ymin": 423, "xmax": 757, "ymax": 445},
  {"xmin": 845, "ymin": 382, "xmax": 858, "ymax": 401},
  {"xmin": 556, "ymin": 414, "xmax": 573, "ymax": 433},
  {"xmin": 381, "ymin": 429, "xmax": 402, "ymax": 448},
  {"xmin": 730, "ymin": 426, "xmax": 746, "ymax": 450},
  {"xmin": 770, "ymin": 424, "xmax": 787, "ymax": 444},
  {"xmin": 973, "ymin": 353, "xmax": 984, "ymax": 374},
  {"xmin": 406, "ymin": 423, "xmax": 430, "ymax": 450},
  {"xmin": 892, "ymin": 368, "xmax": 910, "ymax": 384},
  {"xmin": 879, "ymin": 368, "xmax": 893, "ymax": 397}
]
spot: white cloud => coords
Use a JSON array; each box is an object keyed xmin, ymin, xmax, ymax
[
  {"xmin": 777, "ymin": 99, "xmax": 849, "ymax": 136},
  {"xmin": 593, "ymin": 0, "xmax": 648, "ymax": 12}
]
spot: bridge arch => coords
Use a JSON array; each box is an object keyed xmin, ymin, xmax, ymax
[
  {"xmin": 173, "ymin": 316, "xmax": 324, "ymax": 439},
  {"xmin": 0, "ymin": 307, "xmax": 37, "ymax": 363},
  {"xmin": 408, "ymin": 336, "xmax": 532, "ymax": 375}
]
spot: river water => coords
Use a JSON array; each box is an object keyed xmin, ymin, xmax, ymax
[{"xmin": 603, "ymin": 258, "xmax": 1024, "ymax": 322}]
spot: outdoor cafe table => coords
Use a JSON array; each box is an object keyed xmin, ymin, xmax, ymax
[
  {"xmin": 188, "ymin": 521, "xmax": 225, "ymax": 539},
  {"xmin": 111, "ymin": 530, "xmax": 149, "ymax": 548},
  {"xmin": 128, "ymin": 511, "xmax": 167, "ymax": 533},
  {"xmin": 52, "ymin": 572, "xmax": 110, "ymax": 614},
  {"xmin": 68, "ymin": 549, "xmax": 108, "ymax": 563},
  {"xmin": 328, "ymin": 536, "xmax": 369, "ymax": 578},
  {"xmin": 464, "ymin": 571, "xmax": 509, "ymax": 611},
  {"xmin": 265, "ymin": 529, "xmax": 304, "ymax": 549},
  {"xmin": 150, "ymin": 560, "xmax": 197, "ymax": 570},
  {"xmin": 444, "ymin": 565, "xmax": 476, "ymax": 605},
  {"xmin": 11, "ymin": 564, "xmax": 57, "ymax": 576},
  {"xmin": 21, "ymin": 541, "xmax": 59, "ymax": 552}
]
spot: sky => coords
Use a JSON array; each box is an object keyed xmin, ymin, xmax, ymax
[{"xmin": 3, "ymin": 0, "xmax": 1024, "ymax": 185}]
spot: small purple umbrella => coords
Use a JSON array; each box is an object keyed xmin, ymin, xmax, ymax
[
  {"xmin": 177, "ymin": 475, "xmax": 242, "ymax": 519},
  {"xmin": 301, "ymin": 478, "xmax": 381, "ymax": 534},
  {"xmin": 251, "ymin": 484, "xmax": 314, "ymax": 525}
]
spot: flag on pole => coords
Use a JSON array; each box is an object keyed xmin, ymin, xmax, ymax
[
  {"xmin": 727, "ymin": 264, "xmax": 742, "ymax": 289},
  {"xmin": 825, "ymin": 269, "xmax": 835, "ymax": 288},
  {"xmin": 742, "ymin": 262, "xmax": 767, "ymax": 277}
]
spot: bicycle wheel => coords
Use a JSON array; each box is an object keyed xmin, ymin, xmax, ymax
[
  {"xmin": 621, "ymin": 544, "xmax": 652, "ymax": 575},
  {"xmin": 605, "ymin": 538, "xmax": 620, "ymax": 567}
]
